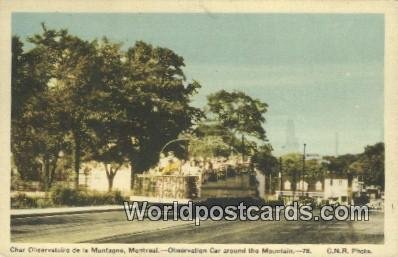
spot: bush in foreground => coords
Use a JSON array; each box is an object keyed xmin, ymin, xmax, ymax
[
  {"xmin": 50, "ymin": 186, "xmax": 125, "ymax": 206},
  {"xmin": 11, "ymin": 188, "xmax": 126, "ymax": 209}
]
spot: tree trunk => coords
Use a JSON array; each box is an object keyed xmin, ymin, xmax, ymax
[
  {"xmin": 130, "ymin": 160, "xmax": 135, "ymax": 190},
  {"xmin": 105, "ymin": 164, "xmax": 120, "ymax": 192},
  {"xmin": 73, "ymin": 132, "xmax": 81, "ymax": 189},
  {"xmin": 107, "ymin": 174, "xmax": 115, "ymax": 192},
  {"xmin": 43, "ymin": 155, "xmax": 51, "ymax": 191},
  {"xmin": 269, "ymin": 173, "xmax": 272, "ymax": 194},
  {"xmin": 48, "ymin": 155, "xmax": 59, "ymax": 189}
]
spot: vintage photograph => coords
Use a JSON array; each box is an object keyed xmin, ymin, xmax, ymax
[{"xmin": 9, "ymin": 12, "xmax": 385, "ymax": 245}]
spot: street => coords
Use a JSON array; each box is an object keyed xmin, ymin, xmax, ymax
[{"xmin": 11, "ymin": 209, "xmax": 383, "ymax": 244}]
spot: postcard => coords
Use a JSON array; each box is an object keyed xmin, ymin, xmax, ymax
[{"xmin": 0, "ymin": 1, "xmax": 397, "ymax": 256}]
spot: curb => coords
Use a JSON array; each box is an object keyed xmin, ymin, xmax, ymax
[{"xmin": 11, "ymin": 205, "xmax": 124, "ymax": 218}]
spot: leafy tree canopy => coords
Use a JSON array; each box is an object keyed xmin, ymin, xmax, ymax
[{"xmin": 206, "ymin": 90, "xmax": 268, "ymax": 141}]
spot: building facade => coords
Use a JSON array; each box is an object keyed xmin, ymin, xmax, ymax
[{"xmin": 274, "ymin": 175, "xmax": 352, "ymax": 204}]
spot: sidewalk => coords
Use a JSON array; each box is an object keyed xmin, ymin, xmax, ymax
[
  {"xmin": 11, "ymin": 205, "xmax": 124, "ymax": 218},
  {"xmin": 11, "ymin": 206, "xmax": 193, "ymax": 243}
]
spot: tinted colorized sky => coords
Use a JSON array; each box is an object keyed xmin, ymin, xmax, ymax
[{"xmin": 12, "ymin": 13, "xmax": 384, "ymax": 156}]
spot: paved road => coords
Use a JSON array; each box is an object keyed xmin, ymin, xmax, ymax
[{"xmin": 11, "ymin": 210, "xmax": 383, "ymax": 244}]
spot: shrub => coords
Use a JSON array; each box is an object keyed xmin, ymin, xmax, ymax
[
  {"xmin": 50, "ymin": 186, "xmax": 126, "ymax": 206},
  {"xmin": 105, "ymin": 190, "xmax": 124, "ymax": 204},
  {"xmin": 265, "ymin": 199, "xmax": 285, "ymax": 207},
  {"xmin": 12, "ymin": 187, "xmax": 126, "ymax": 209},
  {"xmin": 50, "ymin": 186, "xmax": 81, "ymax": 206},
  {"xmin": 11, "ymin": 193, "xmax": 38, "ymax": 209},
  {"xmin": 87, "ymin": 190, "xmax": 125, "ymax": 205},
  {"xmin": 35, "ymin": 198, "xmax": 54, "ymax": 208}
]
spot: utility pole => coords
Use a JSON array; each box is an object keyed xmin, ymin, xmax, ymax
[
  {"xmin": 279, "ymin": 157, "xmax": 283, "ymax": 200},
  {"xmin": 269, "ymin": 172, "xmax": 272, "ymax": 195},
  {"xmin": 241, "ymin": 134, "xmax": 245, "ymax": 163},
  {"xmin": 302, "ymin": 143, "xmax": 306, "ymax": 197}
]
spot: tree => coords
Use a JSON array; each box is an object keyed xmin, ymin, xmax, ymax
[
  {"xmin": 26, "ymin": 25, "xmax": 99, "ymax": 188},
  {"xmin": 280, "ymin": 153, "xmax": 301, "ymax": 192},
  {"xmin": 84, "ymin": 39, "xmax": 129, "ymax": 191},
  {"xmin": 25, "ymin": 93, "xmax": 67, "ymax": 190},
  {"xmin": 252, "ymin": 144, "xmax": 278, "ymax": 175},
  {"xmin": 12, "ymin": 27, "xmax": 204, "ymax": 191},
  {"xmin": 194, "ymin": 123, "xmax": 240, "ymax": 156},
  {"xmin": 206, "ymin": 90, "xmax": 268, "ymax": 158},
  {"xmin": 363, "ymin": 142, "xmax": 384, "ymax": 188},
  {"xmin": 11, "ymin": 35, "xmax": 68, "ymax": 188},
  {"xmin": 87, "ymin": 122, "xmax": 128, "ymax": 191},
  {"xmin": 188, "ymin": 135, "xmax": 231, "ymax": 159},
  {"xmin": 207, "ymin": 90, "xmax": 268, "ymax": 139},
  {"xmin": 324, "ymin": 142, "xmax": 384, "ymax": 189},
  {"xmin": 122, "ymin": 41, "xmax": 203, "ymax": 176},
  {"xmin": 11, "ymin": 36, "xmax": 38, "ymax": 181},
  {"xmin": 348, "ymin": 142, "xmax": 384, "ymax": 189},
  {"xmin": 324, "ymin": 154, "xmax": 358, "ymax": 176},
  {"xmin": 280, "ymin": 153, "xmax": 324, "ymax": 193}
]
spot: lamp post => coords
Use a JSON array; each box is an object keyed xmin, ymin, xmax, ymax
[
  {"xmin": 241, "ymin": 134, "xmax": 245, "ymax": 163},
  {"xmin": 302, "ymin": 143, "xmax": 306, "ymax": 197},
  {"xmin": 159, "ymin": 137, "xmax": 191, "ymax": 156},
  {"xmin": 279, "ymin": 157, "xmax": 283, "ymax": 200}
]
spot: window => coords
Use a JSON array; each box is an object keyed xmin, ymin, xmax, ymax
[
  {"xmin": 296, "ymin": 180, "xmax": 308, "ymax": 191},
  {"xmin": 284, "ymin": 180, "xmax": 291, "ymax": 190}
]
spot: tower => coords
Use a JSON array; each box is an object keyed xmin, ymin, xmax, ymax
[{"xmin": 282, "ymin": 119, "xmax": 299, "ymax": 153}]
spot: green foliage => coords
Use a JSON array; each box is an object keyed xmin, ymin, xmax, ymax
[
  {"xmin": 325, "ymin": 142, "xmax": 384, "ymax": 188},
  {"xmin": 206, "ymin": 90, "xmax": 268, "ymax": 141},
  {"xmin": 30, "ymin": 26, "xmax": 99, "ymax": 187},
  {"xmin": 11, "ymin": 193, "xmax": 39, "ymax": 209},
  {"xmin": 12, "ymin": 26, "xmax": 204, "ymax": 191},
  {"xmin": 11, "ymin": 36, "xmax": 43, "ymax": 181},
  {"xmin": 35, "ymin": 198, "xmax": 54, "ymax": 208},
  {"xmin": 323, "ymin": 154, "xmax": 357, "ymax": 176},
  {"xmin": 350, "ymin": 142, "xmax": 384, "ymax": 188},
  {"xmin": 188, "ymin": 135, "xmax": 231, "ymax": 158},
  {"xmin": 11, "ymin": 37, "xmax": 72, "ymax": 182},
  {"xmin": 252, "ymin": 144, "xmax": 279, "ymax": 176},
  {"xmin": 11, "ymin": 189, "xmax": 125, "ymax": 209},
  {"xmin": 11, "ymin": 193, "xmax": 54, "ymax": 209},
  {"xmin": 265, "ymin": 199, "xmax": 285, "ymax": 206},
  {"xmin": 280, "ymin": 153, "xmax": 325, "ymax": 189},
  {"xmin": 11, "ymin": 27, "xmax": 97, "ymax": 187},
  {"xmin": 123, "ymin": 41, "xmax": 204, "ymax": 172},
  {"xmin": 50, "ymin": 186, "xmax": 125, "ymax": 206},
  {"xmin": 202, "ymin": 90, "xmax": 269, "ymax": 159}
]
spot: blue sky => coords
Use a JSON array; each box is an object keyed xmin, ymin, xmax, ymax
[{"xmin": 12, "ymin": 13, "xmax": 384, "ymax": 156}]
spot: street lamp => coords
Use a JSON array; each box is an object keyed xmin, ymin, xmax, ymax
[
  {"xmin": 159, "ymin": 137, "xmax": 191, "ymax": 156},
  {"xmin": 279, "ymin": 157, "xmax": 283, "ymax": 200}
]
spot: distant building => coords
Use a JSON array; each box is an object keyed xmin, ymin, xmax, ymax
[
  {"xmin": 365, "ymin": 185, "xmax": 383, "ymax": 200},
  {"xmin": 351, "ymin": 176, "xmax": 365, "ymax": 197},
  {"xmin": 275, "ymin": 178, "xmax": 324, "ymax": 204},
  {"xmin": 324, "ymin": 176, "xmax": 349, "ymax": 203},
  {"xmin": 79, "ymin": 161, "xmax": 131, "ymax": 194},
  {"xmin": 274, "ymin": 175, "xmax": 351, "ymax": 204},
  {"xmin": 305, "ymin": 153, "xmax": 322, "ymax": 161},
  {"xmin": 281, "ymin": 119, "xmax": 299, "ymax": 154}
]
